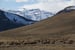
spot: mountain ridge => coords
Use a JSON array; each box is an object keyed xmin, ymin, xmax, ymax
[
  {"xmin": 57, "ymin": 6, "xmax": 75, "ymax": 14},
  {"xmin": 7, "ymin": 9, "xmax": 54, "ymax": 21},
  {"xmin": 0, "ymin": 9, "xmax": 36, "ymax": 32}
]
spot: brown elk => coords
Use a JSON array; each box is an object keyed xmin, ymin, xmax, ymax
[{"xmin": 0, "ymin": 42, "xmax": 4, "ymax": 45}]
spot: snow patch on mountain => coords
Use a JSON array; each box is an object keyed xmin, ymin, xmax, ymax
[
  {"xmin": 7, "ymin": 9, "xmax": 54, "ymax": 21},
  {"xmin": 65, "ymin": 6, "xmax": 75, "ymax": 10},
  {"xmin": 57, "ymin": 6, "xmax": 75, "ymax": 14}
]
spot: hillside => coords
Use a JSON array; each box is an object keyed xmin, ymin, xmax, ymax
[
  {"xmin": 0, "ymin": 9, "xmax": 75, "ymax": 50},
  {"xmin": 0, "ymin": 10, "xmax": 36, "ymax": 32},
  {"xmin": 0, "ymin": 10, "xmax": 75, "ymax": 37},
  {"xmin": 0, "ymin": 10, "xmax": 23, "ymax": 32}
]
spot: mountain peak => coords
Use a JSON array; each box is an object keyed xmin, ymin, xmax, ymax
[{"xmin": 7, "ymin": 9, "xmax": 54, "ymax": 21}]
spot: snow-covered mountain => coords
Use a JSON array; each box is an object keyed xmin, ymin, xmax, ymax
[
  {"xmin": 65, "ymin": 6, "xmax": 75, "ymax": 10},
  {"xmin": 0, "ymin": 9, "xmax": 54, "ymax": 31},
  {"xmin": 57, "ymin": 6, "xmax": 75, "ymax": 14},
  {"xmin": 0, "ymin": 9, "xmax": 36, "ymax": 31},
  {"xmin": 4, "ymin": 11, "xmax": 35, "ymax": 25},
  {"xmin": 7, "ymin": 9, "xmax": 54, "ymax": 21},
  {"xmin": 7, "ymin": 10, "xmax": 23, "ymax": 16}
]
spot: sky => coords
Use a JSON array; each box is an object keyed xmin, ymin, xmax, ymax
[{"xmin": 0, "ymin": 0, "xmax": 75, "ymax": 13}]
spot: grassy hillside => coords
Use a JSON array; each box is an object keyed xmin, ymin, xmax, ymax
[
  {"xmin": 0, "ymin": 10, "xmax": 75, "ymax": 37},
  {"xmin": 0, "ymin": 10, "xmax": 75, "ymax": 50}
]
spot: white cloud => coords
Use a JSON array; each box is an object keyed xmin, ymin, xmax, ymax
[
  {"xmin": 19, "ymin": 0, "xmax": 75, "ymax": 13},
  {"xmin": 19, "ymin": 3, "xmax": 43, "ymax": 10},
  {"xmin": 16, "ymin": 0, "xmax": 28, "ymax": 2}
]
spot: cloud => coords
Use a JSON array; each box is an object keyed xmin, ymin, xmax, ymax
[
  {"xmin": 19, "ymin": 0, "xmax": 75, "ymax": 13},
  {"xmin": 19, "ymin": 3, "xmax": 43, "ymax": 10},
  {"xmin": 16, "ymin": 0, "xmax": 28, "ymax": 2}
]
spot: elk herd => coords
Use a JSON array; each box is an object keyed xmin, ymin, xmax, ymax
[{"xmin": 0, "ymin": 38, "xmax": 75, "ymax": 47}]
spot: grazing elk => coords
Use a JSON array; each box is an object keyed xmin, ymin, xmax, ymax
[
  {"xmin": 67, "ymin": 40, "xmax": 74, "ymax": 44},
  {"xmin": 23, "ymin": 40, "xmax": 38, "ymax": 45},
  {"xmin": 51, "ymin": 40, "xmax": 56, "ymax": 44},
  {"xmin": 8, "ymin": 41, "xmax": 21, "ymax": 46},
  {"xmin": 40, "ymin": 39, "xmax": 50, "ymax": 44},
  {"xmin": 0, "ymin": 42, "xmax": 4, "ymax": 45}
]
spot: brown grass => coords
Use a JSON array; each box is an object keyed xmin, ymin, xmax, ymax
[{"xmin": 0, "ymin": 11, "xmax": 75, "ymax": 50}]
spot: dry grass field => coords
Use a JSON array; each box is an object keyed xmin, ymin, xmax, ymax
[{"xmin": 0, "ymin": 10, "xmax": 75, "ymax": 50}]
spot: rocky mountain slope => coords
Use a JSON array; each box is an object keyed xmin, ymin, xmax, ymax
[{"xmin": 0, "ymin": 10, "xmax": 36, "ymax": 32}]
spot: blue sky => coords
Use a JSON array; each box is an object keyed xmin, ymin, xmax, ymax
[
  {"xmin": 0, "ymin": 0, "xmax": 75, "ymax": 13},
  {"xmin": 0, "ymin": 0, "xmax": 39, "ymax": 10}
]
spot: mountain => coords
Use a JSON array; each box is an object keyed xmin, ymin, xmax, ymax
[
  {"xmin": 57, "ymin": 6, "xmax": 75, "ymax": 14},
  {"xmin": 7, "ymin": 10, "xmax": 23, "ymax": 16},
  {"xmin": 4, "ymin": 10, "xmax": 36, "ymax": 25},
  {"xmin": 0, "ymin": 7, "xmax": 75, "ymax": 38},
  {"xmin": 0, "ymin": 9, "xmax": 36, "ymax": 32},
  {"xmin": 7, "ymin": 9, "xmax": 54, "ymax": 21}
]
